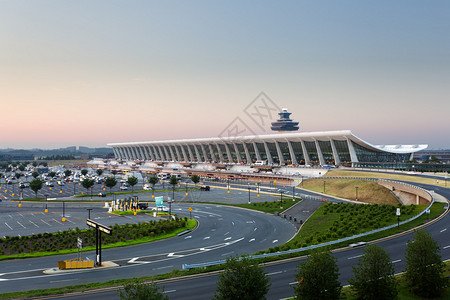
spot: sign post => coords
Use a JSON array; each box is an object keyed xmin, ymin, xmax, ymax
[
  {"xmin": 396, "ymin": 208, "xmax": 401, "ymax": 227},
  {"xmin": 86, "ymin": 219, "xmax": 112, "ymax": 266},
  {"xmin": 188, "ymin": 206, "xmax": 192, "ymax": 219},
  {"xmin": 77, "ymin": 237, "xmax": 83, "ymax": 260}
]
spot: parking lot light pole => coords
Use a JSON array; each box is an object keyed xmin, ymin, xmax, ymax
[
  {"xmin": 45, "ymin": 194, "xmax": 48, "ymax": 213},
  {"xmin": 62, "ymin": 201, "xmax": 66, "ymax": 222},
  {"xmin": 247, "ymin": 184, "xmax": 251, "ymax": 204},
  {"xmin": 227, "ymin": 177, "xmax": 230, "ymax": 194},
  {"xmin": 185, "ymin": 183, "xmax": 188, "ymax": 196}
]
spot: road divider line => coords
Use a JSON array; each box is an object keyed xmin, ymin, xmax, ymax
[
  {"xmin": 267, "ymin": 271, "xmax": 283, "ymax": 276},
  {"xmin": 392, "ymin": 259, "xmax": 402, "ymax": 263},
  {"xmin": 440, "ymin": 228, "xmax": 447, "ymax": 233},
  {"xmin": 443, "ymin": 245, "xmax": 450, "ymax": 249},
  {"xmin": 347, "ymin": 255, "xmax": 363, "ymax": 260}
]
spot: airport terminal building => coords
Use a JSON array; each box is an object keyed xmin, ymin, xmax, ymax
[{"xmin": 107, "ymin": 130, "xmax": 427, "ymax": 168}]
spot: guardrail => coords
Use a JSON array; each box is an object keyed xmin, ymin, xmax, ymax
[{"xmin": 182, "ymin": 184, "xmax": 438, "ymax": 270}]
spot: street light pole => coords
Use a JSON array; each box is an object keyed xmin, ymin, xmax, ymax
[
  {"xmin": 45, "ymin": 194, "xmax": 48, "ymax": 213},
  {"xmin": 247, "ymin": 184, "xmax": 251, "ymax": 204},
  {"xmin": 87, "ymin": 208, "xmax": 93, "ymax": 219}
]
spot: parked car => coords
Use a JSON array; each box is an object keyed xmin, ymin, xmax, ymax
[
  {"xmin": 57, "ymin": 181, "xmax": 64, "ymax": 186},
  {"xmin": 200, "ymin": 185, "xmax": 210, "ymax": 191},
  {"xmin": 98, "ymin": 192, "xmax": 106, "ymax": 197},
  {"xmin": 119, "ymin": 185, "xmax": 128, "ymax": 190},
  {"xmin": 45, "ymin": 182, "xmax": 54, "ymax": 187},
  {"xmin": 137, "ymin": 203, "xmax": 148, "ymax": 210},
  {"xmin": 151, "ymin": 206, "xmax": 169, "ymax": 212}
]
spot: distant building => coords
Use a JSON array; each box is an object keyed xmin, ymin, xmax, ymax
[{"xmin": 414, "ymin": 150, "xmax": 450, "ymax": 163}]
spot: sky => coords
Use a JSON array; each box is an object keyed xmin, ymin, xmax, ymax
[{"xmin": 1, "ymin": 1, "xmax": 449, "ymax": 150}]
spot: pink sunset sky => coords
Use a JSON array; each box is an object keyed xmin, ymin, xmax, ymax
[{"xmin": 1, "ymin": 1, "xmax": 449, "ymax": 149}]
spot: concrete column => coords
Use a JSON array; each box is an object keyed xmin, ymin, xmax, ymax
[
  {"xmin": 314, "ymin": 139, "xmax": 325, "ymax": 165},
  {"xmin": 157, "ymin": 146, "xmax": 165, "ymax": 161},
  {"xmin": 200, "ymin": 144, "xmax": 209, "ymax": 162},
  {"xmin": 208, "ymin": 144, "xmax": 216, "ymax": 162},
  {"xmin": 125, "ymin": 147, "xmax": 133, "ymax": 160},
  {"xmin": 299, "ymin": 140, "xmax": 310, "ymax": 165},
  {"xmin": 215, "ymin": 144, "xmax": 224, "ymax": 163},
  {"xmin": 174, "ymin": 145, "xmax": 182, "ymax": 161},
  {"xmin": 169, "ymin": 145, "xmax": 176, "ymax": 161},
  {"xmin": 416, "ymin": 194, "xmax": 419, "ymax": 205},
  {"xmin": 151, "ymin": 145, "xmax": 159, "ymax": 161},
  {"xmin": 162, "ymin": 145, "xmax": 170, "ymax": 161},
  {"xmin": 194, "ymin": 144, "xmax": 202, "ymax": 162},
  {"xmin": 233, "ymin": 144, "xmax": 242, "ymax": 163},
  {"xmin": 137, "ymin": 146, "xmax": 145, "ymax": 160},
  {"xmin": 187, "ymin": 145, "xmax": 195, "ymax": 161},
  {"xmin": 275, "ymin": 141, "xmax": 285, "ymax": 165},
  {"xmin": 243, "ymin": 143, "xmax": 252, "ymax": 163},
  {"xmin": 119, "ymin": 147, "xmax": 127, "ymax": 160},
  {"xmin": 329, "ymin": 139, "xmax": 341, "ymax": 166},
  {"xmin": 253, "ymin": 142, "xmax": 262, "ymax": 161},
  {"xmin": 346, "ymin": 138, "xmax": 359, "ymax": 164},
  {"xmin": 141, "ymin": 146, "xmax": 148, "ymax": 160},
  {"xmin": 263, "ymin": 142, "xmax": 273, "ymax": 165},
  {"xmin": 147, "ymin": 145, "xmax": 155, "ymax": 160},
  {"xmin": 180, "ymin": 145, "xmax": 188, "ymax": 161},
  {"xmin": 287, "ymin": 140, "xmax": 298, "ymax": 165},
  {"xmin": 224, "ymin": 144, "xmax": 233, "ymax": 163}
]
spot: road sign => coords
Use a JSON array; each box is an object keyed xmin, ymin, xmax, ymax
[
  {"xmin": 86, "ymin": 219, "xmax": 112, "ymax": 235},
  {"xmin": 188, "ymin": 207, "xmax": 192, "ymax": 212},
  {"xmin": 396, "ymin": 208, "xmax": 401, "ymax": 216},
  {"xmin": 155, "ymin": 196, "xmax": 164, "ymax": 207},
  {"xmin": 77, "ymin": 237, "xmax": 82, "ymax": 249}
]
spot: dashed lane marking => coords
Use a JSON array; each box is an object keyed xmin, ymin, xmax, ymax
[
  {"xmin": 392, "ymin": 259, "xmax": 402, "ymax": 263},
  {"xmin": 348, "ymin": 255, "xmax": 363, "ymax": 260},
  {"xmin": 5, "ymin": 222, "xmax": 13, "ymax": 230}
]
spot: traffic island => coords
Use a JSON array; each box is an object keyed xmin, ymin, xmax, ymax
[{"xmin": 44, "ymin": 261, "xmax": 119, "ymax": 274}]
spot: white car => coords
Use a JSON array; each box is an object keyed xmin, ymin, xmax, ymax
[
  {"xmin": 119, "ymin": 185, "xmax": 128, "ymax": 190},
  {"xmin": 151, "ymin": 206, "xmax": 169, "ymax": 212}
]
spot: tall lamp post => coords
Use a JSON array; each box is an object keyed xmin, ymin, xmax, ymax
[
  {"xmin": 355, "ymin": 186, "xmax": 359, "ymax": 201},
  {"xmin": 227, "ymin": 177, "xmax": 230, "ymax": 194},
  {"xmin": 247, "ymin": 183, "xmax": 251, "ymax": 204},
  {"xmin": 45, "ymin": 194, "xmax": 48, "ymax": 213},
  {"xmin": 280, "ymin": 191, "xmax": 284, "ymax": 209}
]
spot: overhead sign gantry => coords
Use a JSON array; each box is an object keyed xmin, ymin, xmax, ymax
[{"xmin": 86, "ymin": 219, "xmax": 112, "ymax": 266}]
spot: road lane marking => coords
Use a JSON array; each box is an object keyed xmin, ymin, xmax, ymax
[
  {"xmin": 163, "ymin": 290, "xmax": 176, "ymax": 294},
  {"xmin": 184, "ymin": 236, "xmax": 192, "ymax": 239},
  {"xmin": 224, "ymin": 237, "xmax": 232, "ymax": 241},
  {"xmin": 232, "ymin": 222, "xmax": 234, "ymax": 226},
  {"xmin": 440, "ymin": 228, "xmax": 447, "ymax": 233},
  {"xmin": 254, "ymin": 227, "xmax": 257, "ymax": 231},
  {"xmin": 29, "ymin": 221, "xmax": 39, "ymax": 228},
  {"xmin": 267, "ymin": 271, "xmax": 282, "ymax": 276},
  {"xmin": 392, "ymin": 259, "xmax": 402, "ymax": 263},
  {"xmin": 221, "ymin": 251, "xmax": 234, "ymax": 256},
  {"xmin": 16, "ymin": 221, "xmax": 26, "ymax": 229},
  {"xmin": 5, "ymin": 222, "xmax": 13, "ymax": 230},
  {"xmin": 40, "ymin": 219, "xmax": 51, "ymax": 226},
  {"xmin": 52, "ymin": 219, "xmax": 62, "ymax": 225},
  {"xmin": 443, "ymin": 245, "xmax": 450, "ymax": 249},
  {"xmin": 272, "ymin": 240, "xmax": 278, "ymax": 243},
  {"xmin": 224, "ymin": 232, "xmax": 229, "ymax": 235},
  {"xmin": 203, "ymin": 236, "xmax": 210, "ymax": 240},
  {"xmin": 249, "ymin": 238, "xmax": 255, "ymax": 242},
  {"xmin": 348, "ymin": 255, "xmax": 363, "ymax": 260},
  {"xmin": 50, "ymin": 279, "xmax": 76, "ymax": 283}
]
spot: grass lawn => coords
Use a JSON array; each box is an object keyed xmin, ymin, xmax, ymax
[
  {"xmin": 201, "ymin": 197, "xmax": 300, "ymax": 215},
  {"xmin": 302, "ymin": 178, "xmax": 399, "ymax": 205},
  {"xmin": 327, "ymin": 170, "xmax": 449, "ymax": 187}
]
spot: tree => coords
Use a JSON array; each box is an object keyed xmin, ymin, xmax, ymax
[
  {"xmin": 349, "ymin": 244, "xmax": 398, "ymax": 300},
  {"xmin": 118, "ymin": 278, "xmax": 168, "ymax": 300},
  {"xmin": 96, "ymin": 169, "xmax": 103, "ymax": 176},
  {"xmin": 127, "ymin": 176, "xmax": 138, "ymax": 195},
  {"xmin": 191, "ymin": 175, "xmax": 200, "ymax": 187},
  {"xmin": 18, "ymin": 165, "xmax": 25, "ymax": 171},
  {"xmin": 30, "ymin": 178, "xmax": 43, "ymax": 200},
  {"xmin": 81, "ymin": 169, "xmax": 88, "ymax": 176},
  {"xmin": 48, "ymin": 171, "xmax": 56, "ymax": 180},
  {"xmin": 293, "ymin": 250, "xmax": 341, "ymax": 300},
  {"xmin": 149, "ymin": 176, "xmax": 159, "ymax": 198},
  {"xmin": 15, "ymin": 172, "xmax": 21, "ymax": 180},
  {"xmin": 82, "ymin": 178, "xmax": 95, "ymax": 199},
  {"xmin": 169, "ymin": 175, "xmax": 179, "ymax": 202},
  {"xmin": 105, "ymin": 176, "xmax": 117, "ymax": 195},
  {"xmin": 32, "ymin": 161, "xmax": 37, "ymax": 167},
  {"xmin": 111, "ymin": 169, "xmax": 117, "ymax": 177},
  {"xmin": 213, "ymin": 256, "xmax": 271, "ymax": 300},
  {"xmin": 404, "ymin": 229, "xmax": 448, "ymax": 298},
  {"xmin": 64, "ymin": 169, "xmax": 72, "ymax": 178},
  {"xmin": 32, "ymin": 171, "xmax": 39, "ymax": 179}
]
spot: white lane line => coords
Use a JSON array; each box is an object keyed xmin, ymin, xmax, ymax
[
  {"xmin": 156, "ymin": 265, "xmax": 173, "ymax": 270},
  {"xmin": 40, "ymin": 219, "xmax": 51, "ymax": 226},
  {"xmin": 272, "ymin": 240, "xmax": 278, "ymax": 244},
  {"xmin": 224, "ymin": 232, "xmax": 229, "ymax": 236},
  {"xmin": 128, "ymin": 257, "xmax": 139, "ymax": 263},
  {"xmin": 203, "ymin": 236, "xmax": 210, "ymax": 240},
  {"xmin": 440, "ymin": 228, "xmax": 447, "ymax": 233},
  {"xmin": 52, "ymin": 218, "xmax": 62, "ymax": 225},
  {"xmin": 50, "ymin": 279, "xmax": 76, "ymax": 283},
  {"xmin": 221, "ymin": 251, "xmax": 234, "ymax": 256},
  {"xmin": 211, "ymin": 229, "xmax": 216, "ymax": 232},
  {"xmin": 254, "ymin": 227, "xmax": 257, "ymax": 231},
  {"xmin": 184, "ymin": 236, "xmax": 192, "ymax": 239},
  {"xmin": 443, "ymin": 245, "xmax": 450, "ymax": 249},
  {"xmin": 163, "ymin": 290, "xmax": 176, "ymax": 294},
  {"xmin": 249, "ymin": 238, "xmax": 256, "ymax": 242},
  {"xmin": 267, "ymin": 271, "xmax": 282, "ymax": 276},
  {"xmin": 18, "ymin": 213, "xmax": 23, "ymax": 217},
  {"xmin": 66, "ymin": 219, "xmax": 76, "ymax": 224},
  {"xmin": 16, "ymin": 221, "xmax": 26, "ymax": 229},
  {"xmin": 29, "ymin": 221, "xmax": 39, "ymax": 228},
  {"xmin": 348, "ymin": 255, "xmax": 363, "ymax": 260},
  {"xmin": 5, "ymin": 223, "xmax": 13, "ymax": 230},
  {"xmin": 224, "ymin": 237, "xmax": 232, "ymax": 241},
  {"xmin": 392, "ymin": 259, "xmax": 402, "ymax": 264},
  {"xmin": 232, "ymin": 222, "xmax": 234, "ymax": 226}
]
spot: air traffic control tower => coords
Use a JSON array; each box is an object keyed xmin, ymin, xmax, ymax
[{"xmin": 271, "ymin": 108, "xmax": 299, "ymax": 132}]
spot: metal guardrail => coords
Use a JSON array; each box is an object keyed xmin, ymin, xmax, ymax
[{"xmin": 182, "ymin": 183, "xmax": 438, "ymax": 270}]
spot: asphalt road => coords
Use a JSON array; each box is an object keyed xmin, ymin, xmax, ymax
[{"xmin": 34, "ymin": 183, "xmax": 449, "ymax": 300}]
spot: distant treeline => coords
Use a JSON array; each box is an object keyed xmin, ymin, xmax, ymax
[{"xmin": 37, "ymin": 155, "xmax": 76, "ymax": 160}]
